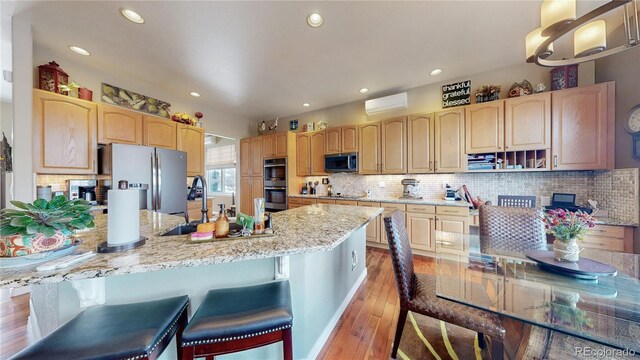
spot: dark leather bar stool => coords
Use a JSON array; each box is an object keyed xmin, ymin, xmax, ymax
[
  {"xmin": 10, "ymin": 295, "xmax": 189, "ymax": 360},
  {"xmin": 181, "ymin": 281, "xmax": 293, "ymax": 360}
]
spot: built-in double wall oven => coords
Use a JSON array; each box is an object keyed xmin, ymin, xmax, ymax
[{"xmin": 264, "ymin": 158, "xmax": 287, "ymax": 212}]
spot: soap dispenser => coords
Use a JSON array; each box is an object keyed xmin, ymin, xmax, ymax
[{"xmin": 215, "ymin": 204, "xmax": 229, "ymax": 238}]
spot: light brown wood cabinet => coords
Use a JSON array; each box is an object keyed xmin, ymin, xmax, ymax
[
  {"xmin": 407, "ymin": 113, "xmax": 435, "ymax": 173},
  {"xmin": 551, "ymin": 82, "xmax": 614, "ymax": 170},
  {"xmin": 33, "ymin": 89, "xmax": 97, "ymax": 174},
  {"xmin": 358, "ymin": 202, "xmax": 382, "ymax": 243},
  {"xmin": 240, "ymin": 138, "xmax": 252, "ymax": 177},
  {"xmin": 406, "ymin": 212, "xmax": 436, "ymax": 251},
  {"xmin": 504, "ymin": 92, "xmax": 551, "ymax": 151},
  {"xmin": 381, "ymin": 117, "xmax": 408, "ymax": 174},
  {"xmin": 296, "ymin": 133, "xmax": 311, "ymax": 176},
  {"xmin": 187, "ymin": 198, "xmax": 213, "ymax": 223},
  {"xmin": 250, "ymin": 137, "xmax": 264, "ymax": 177},
  {"xmin": 263, "ymin": 132, "xmax": 288, "ymax": 159},
  {"xmin": 434, "ymin": 108, "xmax": 466, "ymax": 173},
  {"xmin": 358, "ymin": 123, "xmax": 382, "ymax": 174},
  {"xmin": 240, "ymin": 177, "xmax": 253, "ymax": 214},
  {"xmin": 465, "ymin": 100, "xmax": 504, "ymax": 153},
  {"xmin": 252, "ymin": 177, "xmax": 264, "ymax": 203},
  {"xmin": 296, "ymin": 130, "xmax": 325, "ymax": 176},
  {"xmin": 143, "ymin": 116, "xmax": 177, "ymax": 149},
  {"xmin": 581, "ymin": 224, "xmax": 633, "ymax": 253},
  {"xmin": 97, "ymin": 104, "xmax": 143, "ymax": 145},
  {"xmin": 435, "ymin": 214, "xmax": 469, "ymax": 234},
  {"xmin": 325, "ymin": 125, "xmax": 358, "ymax": 155},
  {"xmin": 177, "ymin": 124, "xmax": 205, "ymax": 176},
  {"xmin": 310, "ymin": 131, "xmax": 326, "ymax": 175}
]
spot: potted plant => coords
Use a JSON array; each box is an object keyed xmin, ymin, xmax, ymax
[
  {"xmin": 59, "ymin": 81, "xmax": 93, "ymax": 101},
  {"xmin": 0, "ymin": 196, "xmax": 95, "ymax": 257},
  {"xmin": 542, "ymin": 209, "xmax": 596, "ymax": 262}
]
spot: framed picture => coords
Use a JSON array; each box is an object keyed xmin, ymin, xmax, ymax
[{"xmin": 289, "ymin": 119, "xmax": 298, "ymax": 130}]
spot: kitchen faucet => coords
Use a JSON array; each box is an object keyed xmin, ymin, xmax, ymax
[{"xmin": 188, "ymin": 175, "xmax": 209, "ymax": 223}]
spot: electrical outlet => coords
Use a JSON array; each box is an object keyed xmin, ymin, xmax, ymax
[
  {"xmin": 351, "ymin": 250, "xmax": 358, "ymax": 271},
  {"xmin": 378, "ymin": 181, "xmax": 386, "ymax": 188}
]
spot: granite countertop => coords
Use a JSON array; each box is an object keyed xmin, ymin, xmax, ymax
[
  {"xmin": 289, "ymin": 194, "xmax": 471, "ymax": 207},
  {"xmin": 467, "ymin": 209, "xmax": 638, "ymax": 227},
  {"xmin": 0, "ymin": 205, "xmax": 382, "ymax": 288}
]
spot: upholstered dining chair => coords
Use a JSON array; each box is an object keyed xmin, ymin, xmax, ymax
[
  {"xmin": 383, "ymin": 210, "xmax": 505, "ymax": 359},
  {"xmin": 478, "ymin": 205, "xmax": 547, "ymax": 253}
]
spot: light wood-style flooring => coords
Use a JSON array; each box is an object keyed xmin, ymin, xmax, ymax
[{"xmin": 0, "ymin": 247, "xmax": 432, "ymax": 360}]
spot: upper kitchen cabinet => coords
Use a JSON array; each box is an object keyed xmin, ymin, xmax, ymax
[
  {"xmin": 33, "ymin": 89, "xmax": 97, "ymax": 174},
  {"xmin": 551, "ymin": 82, "xmax": 614, "ymax": 170},
  {"xmin": 504, "ymin": 92, "xmax": 551, "ymax": 151},
  {"xmin": 250, "ymin": 136, "xmax": 264, "ymax": 176},
  {"xmin": 142, "ymin": 115, "xmax": 177, "ymax": 149},
  {"xmin": 358, "ymin": 122, "xmax": 382, "ymax": 174},
  {"xmin": 325, "ymin": 125, "xmax": 358, "ymax": 155},
  {"xmin": 381, "ymin": 117, "xmax": 408, "ymax": 174},
  {"xmin": 264, "ymin": 132, "xmax": 289, "ymax": 159},
  {"xmin": 177, "ymin": 124, "xmax": 205, "ymax": 176},
  {"xmin": 465, "ymin": 100, "xmax": 504, "ymax": 153},
  {"xmin": 97, "ymin": 104, "xmax": 143, "ymax": 145},
  {"xmin": 434, "ymin": 108, "xmax": 466, "ymax": 173},
  {"xmin": 296, "ymin": 130, "xmax": 325, "ymax": 176},
  {"xmin": 407, "ymin": 113, "xmax": 435, "ymax": 173}
]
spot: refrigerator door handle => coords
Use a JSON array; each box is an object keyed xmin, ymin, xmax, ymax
[
  {"xmin": 151, "ymin": 153, "xmax": 156, "ymax": 210},
  {"xmin": 157, "ymin": 152, "xmax": 162, "ymax": 210}
]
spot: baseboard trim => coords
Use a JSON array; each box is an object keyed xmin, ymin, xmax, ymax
[{"xmin": 305, "ymin": 268, "xmax": 368, "ymax": 360}]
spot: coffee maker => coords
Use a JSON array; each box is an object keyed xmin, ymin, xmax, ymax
[
  {"xmin": 400, "ymin": 179, "xmax": 422, "ymax": 199},
  {"xmin": 68, "ymin": 179, "xmax": 98, "ymax": 205}
]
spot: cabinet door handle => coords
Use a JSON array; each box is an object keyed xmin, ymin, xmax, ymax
[
  {"xmin": 553, "ymin": 155, "xmax": 558, "ymax": 167},
  {"xmin": 434, "ymin": 161, "xmax": 438, "ymax": 171},
  {"xmin": 429, "ymin": 160, "xmax": 433, "ymax": 170},
  {"xmin": 92, "ymin": 160, "xmax": 96, "ymax": 172}
]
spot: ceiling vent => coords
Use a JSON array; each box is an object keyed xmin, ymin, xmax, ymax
[{"xmin": 365, "ymin": 92, "xmax": 407, "ymax": 115}]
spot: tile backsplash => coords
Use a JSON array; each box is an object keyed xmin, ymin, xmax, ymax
[{"xmin": 304, "ymin": 168, "xmax": 639, "ymax": 224}]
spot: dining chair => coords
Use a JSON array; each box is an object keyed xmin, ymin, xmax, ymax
[
  {"xmin": 383, "ymin": 210, "xmax": 505, "ymax": 359},
  {"xmin": 497, "ymin": 195, "xmax": 536, "ymax": 208},
  {"xmin": 478, "ymin": 205, "xmax": 547, "ymax": 253}
]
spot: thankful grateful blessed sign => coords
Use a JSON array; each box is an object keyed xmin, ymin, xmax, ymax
[{"xmin": 442, "ymin": 80, "xmax": 471, "ymax": 108}]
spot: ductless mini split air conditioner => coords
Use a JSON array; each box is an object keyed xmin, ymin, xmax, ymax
[{"xmin": 364, "ymin": 92, "xmax": 407, "ymax": 115}]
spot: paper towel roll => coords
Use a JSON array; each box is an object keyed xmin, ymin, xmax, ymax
[{"xmin": 107, "ymin": 189, "xmax": 140, "ymax": 246}]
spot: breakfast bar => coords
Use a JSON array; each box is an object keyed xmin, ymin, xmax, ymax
[{"xmin": 1, "ymin": 205, "xmax": 383, "ymax": 359}]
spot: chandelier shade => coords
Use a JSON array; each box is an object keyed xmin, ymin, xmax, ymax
[
  {"xmin": 526, "ymin": 28, "xmax": 555, "ymax": 62},
  {"xmin": 574, "ymin": 20, "xmax": 607, "ymax": 56},
  {"xmin": 541, "ymin": 0, "xmax": 577, "ymax": 35}
]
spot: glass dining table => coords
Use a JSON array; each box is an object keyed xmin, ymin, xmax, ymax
[{"xmin": 434, "ymin": 230, "xmax": 640, "ymax": 353}]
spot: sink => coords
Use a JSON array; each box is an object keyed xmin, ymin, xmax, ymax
[{"xmin": 160, "ymin": 225, "xmax": 198, "ymax": 236}]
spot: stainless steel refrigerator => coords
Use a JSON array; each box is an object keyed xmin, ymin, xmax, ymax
[{"xmin": 99, "ymin": 143, "xmax": 187, "ymax": 215}]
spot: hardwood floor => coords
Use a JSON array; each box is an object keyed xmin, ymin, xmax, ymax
[
  {"xmin": 317, "ymin": 246, "xmax": 434, "ymax": 360},
  {"xmin": 0, "ymin": 292, "xmax": 30, "ymax": 359},
  {"xmin": 0, "ymin": 247, "xmax": 430, "ymax": 360}
]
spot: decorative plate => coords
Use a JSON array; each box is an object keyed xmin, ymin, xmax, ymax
[{"xmin": 0, "ymin": 240, "xmax": 82, "ymax": 269}]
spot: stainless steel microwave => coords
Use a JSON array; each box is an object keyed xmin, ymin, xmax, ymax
[{"xmin": 324, "ymin": 153, "xmax": 358, "ymax": 173}]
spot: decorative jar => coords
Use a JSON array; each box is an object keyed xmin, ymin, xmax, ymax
[
  {"xmin": 38, "ymin": 61, "xmax": 69, "ymax": 94},
  {"xmin": 553, "ymin": 237, "xmax": 580, "ymax": 262}
]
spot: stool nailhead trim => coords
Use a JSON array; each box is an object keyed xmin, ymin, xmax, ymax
[
  {"xmin": 123, "ymin": 302, "xmax": 190, "ymax": 360},
  {"xmin": 181, "ymin": 324, "xmax": 292, "ymax": 347}
]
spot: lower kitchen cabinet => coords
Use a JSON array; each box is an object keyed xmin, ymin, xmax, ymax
[
  {"xmin": 358, "ymin": 202, "xmax": 382, "ymax": 243},
  {"xmin": 406, "ymin": 212, "xmax": 436, "ymax": 251},
  {"xmin": 436, "ymin": 214, "xmax": 469, "ymax": 234},
  {"xmin": 240, "ymin": 176, "xmax": 264, "ymax": 214}
]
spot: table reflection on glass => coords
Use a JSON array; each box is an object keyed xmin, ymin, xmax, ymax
[{"xmin": 434, "ymin": 230, "xmax": 640, "ymax": 352}]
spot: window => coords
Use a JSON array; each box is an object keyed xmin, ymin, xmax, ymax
[{"xmin": 205, "ymin": 143, "xmax": 237, "ymax": 194}]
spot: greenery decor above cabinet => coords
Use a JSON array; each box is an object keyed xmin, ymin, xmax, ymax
[
  {"xmin": 177, "ymin": 124, "xmax": 205, "ymax": 176},
  {"xmin": 33, "ymin": 89, "xmax": 97, "ymax": 174},
  {"xmin": 97, "ymin": 104, "xmax": 143, "ymax": 145},
  {"xmin": 551, "ymin": 82, "xmax": 614, "ymax": 170},
  {"xmin": 142, "ymin": 115, "xmax": 177, "ymax": 149}
]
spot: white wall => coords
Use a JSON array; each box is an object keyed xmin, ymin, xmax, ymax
[{"xmin": 11, "ymin": 17, "xmax": 33, "ymax": 202}]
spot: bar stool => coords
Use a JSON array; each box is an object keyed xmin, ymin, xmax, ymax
[
  {"xmin": 10, "ymin": 295, "xmax": 189, "ymax": 360},
  {"xmin": 180, "ymin": 281, "xmax": 293, "ymax": 360}
]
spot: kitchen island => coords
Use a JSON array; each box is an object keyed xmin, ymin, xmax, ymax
[{"xmin": 1, "ymin": 205, "xmax": 382, "ymax": 360}]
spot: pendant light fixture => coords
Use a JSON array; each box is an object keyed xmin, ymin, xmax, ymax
[{"xmin": 526, "ymin": 0, "xmax": 639, "ymax": 67}]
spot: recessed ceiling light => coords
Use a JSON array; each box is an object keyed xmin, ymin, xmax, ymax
[
  {"xmin": 190, "ymin": 92, "xmax": 201, "ymax": 97},
  {"xmin": 302, "ymin": 103, "xmax": 311, "ymax": 107},
  {"xmin": 69, "ymin": 46, "xmax": 90, "ymax": 56},
  {"xmin": 121, "ymin": 8, "xmax": 145, "ymax": 24},
  {"xmin": 307, "ymin": 13, "xmax": 323, "ymax": 27},
  {"xmin": 359, "ymin": 88, "xmax": 369, "ymax": 94},
  {"xmin": 430, "ymin": 68, "xmax": 443, "ymax": 76}
]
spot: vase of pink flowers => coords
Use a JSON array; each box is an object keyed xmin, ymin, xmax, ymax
[{"xmin": 542, "ymin": 209, "xmax": 596, "ymax": 262}]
